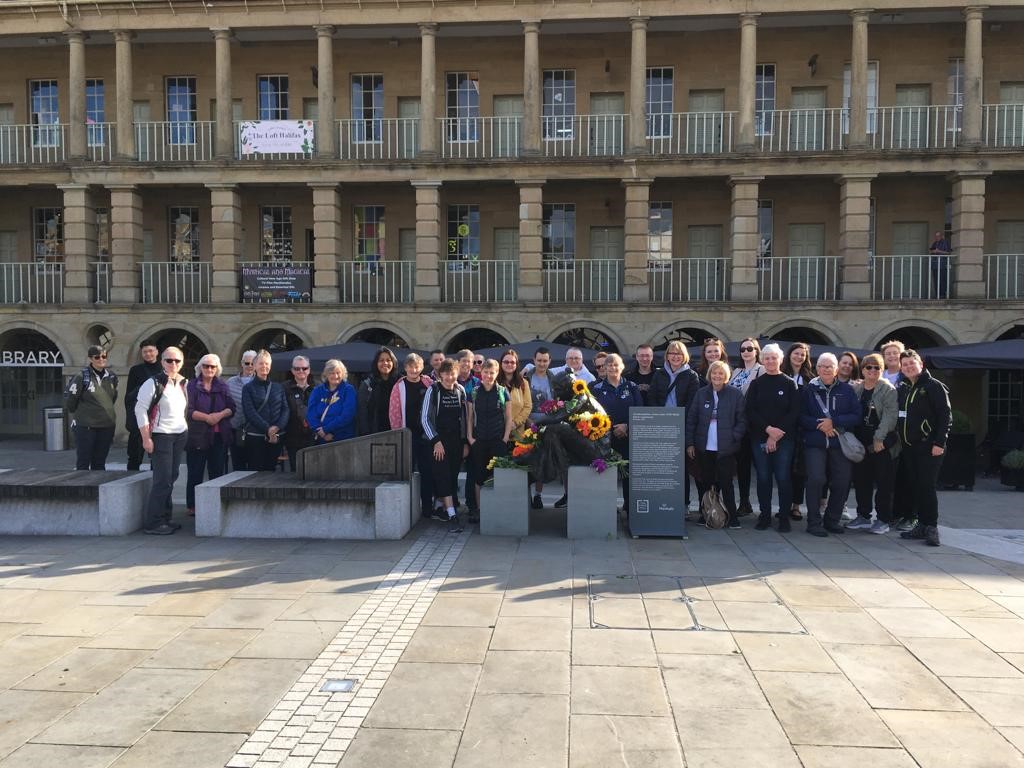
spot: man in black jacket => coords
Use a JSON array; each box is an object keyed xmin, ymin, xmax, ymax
[
  {"xmin": 66, "ymin": 345, "xmax": 119, "ymax": 470},
  {"xmin": 124, "ymin": 340, "xmax": 161, "ymax": 470}
]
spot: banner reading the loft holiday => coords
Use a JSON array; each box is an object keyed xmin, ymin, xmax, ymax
[
  {"xmin": 241, "ymin": 263, "xmax": 313, "ymax": 304},
  {"xmin": 238, "ymin": 120, "xmax": 315, "ymax": 156}
]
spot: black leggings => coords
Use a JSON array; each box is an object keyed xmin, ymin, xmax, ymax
[{"xmin": 431, "ymin": 433, "xmax": 464, "ymax": 499}]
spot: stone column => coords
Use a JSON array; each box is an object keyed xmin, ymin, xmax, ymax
[
  {"xmin": 837, "ymin": 174, "xmax": 875, "ymax": 300},
  {"xmin": 962, "ymin": 6, "xmax": 986, "ymax": 146},
  {"xmin": 212, "ymin": 28, "xmax": 233, "ymax": 159},
  {"xmin": 315, "ymin": 25, "xmax": 336, "ymax": 159},
  {"xmin": 310, "ymin": 183, "xmax": 341, "ymax": 302},
  {"xmin": 418, "ymin": 24, "xmax": 439, "ymax": 157},
  {"xmin": 729, "ymin": 176, "xmax": 762, "ymax": 301},
  {"xmin": 629, "ymin": 17, "xmax": 649, "ymax": 154},
  {"xmin": 622, "ymin": 179, "xmax": 652, "ymax": 300},
  {"xmin": 207, "ymin": 184, "xmax": 242, "ymax": 303},
  {"xmin": 67, "ymin": 31, "xmax": 87, "ymax": 160},
  {"xmin": 517, "ymin": 180, "xmax": 544, "ymax": 301},
  {"xmin": 522, "ymin": 21, "xmax": 542, "ymax": 156},
  {"xmin": 114, "ymin": 31, "xmax": 136, "ymax": 160},
  {"xmin": 737, "ymin": 13, "xmax": 759, "ymax": 151},
  {"xmin": 413, "ymin": 181, "xmax": 442, "ymax": 301},
  {"xmin": 952, "ymin": 172, "xmax": 988, "ymax": 298},
  {"xmin": 849, "ymin": 10, "xmax": 871, "ymax": 149},
  {"xmin": 108, "ymin": 185, "xmax": 142, "ymax": 302},
  {"xmin": 59, "ymin": 184, "xmax": 96, "ymax": 303}
]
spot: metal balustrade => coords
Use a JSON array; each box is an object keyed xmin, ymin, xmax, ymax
[
  {"xmin": 439, "ymin": 117, "xmax": 522, "ymax": 159},
  {"xmin": 648, "ymin": 258, "xmax": 731, "ymax": 302},
  {"xmin": 0, "ymin": 124, "xmax": 67, "ymax": 164},
  {"xmin": 92, "ymin": 261, "xmax": 111, "ymax": 303},
  {"xmin": 338, "ymin": 118, "xmax": 419, "ymax": 161},
  {"xmin": 758, "ymin": 257, "xmax": 841, "ymax": 301},
  {"xmin": 986, "ymin": 254, "xmax": 1024, "ymax": 299},
  {"xmin": 338, "ymin": 260, "xmax": 415, "ymax": 304},
  {"xmin": 542, "ymin": 259, "xmax": 623, "ymax": 302},
  {"xmin": 543, "ymin": 115, "xmax": 627, "ymax": 157},
  {"xmin": 871, "ymin": 254, "xmax": 953, "ymax": 300},
  {"xmin": 140, "ymin": 261, "xmax": 212, "ymax": 304},
  {"xmin": 440, "ymin": 260, "xmax": 517, "ymax": 302},
  {"xmin": 135, "ymin": 122, "xmax": 215, "ymax": 161},
  {"xmin": 755, "ymin": 109, "xmax": 846, "ymax": 152},
  {"xmin": 647, "ymin": 112, "xmax": 735, "ymax": 155},
  {"xmin": 983, "ymin": 104, "xmax": 1024, "ymax": 148},
  {"xmin": 870, "ymin": 106, "xmax": 961, "ymax": 150},
  {"xmin": 87, "ymin": 123, "xmax": 116, "ymax": 162},
  {"xmin": 0, "ymin": 262, "xmax": 64, "ymax": 304}
]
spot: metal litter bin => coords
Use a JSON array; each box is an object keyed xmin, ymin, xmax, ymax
[{"xmin": 44, "ymin": 407, "xmax": 66, "ymax": 451}]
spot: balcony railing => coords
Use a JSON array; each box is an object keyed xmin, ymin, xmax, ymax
[
  {"xmin": 543, "ymin": 259, "xmax": 623, "ymax": 302},
  {"xmin": 986, "ymin": 253, "xmax": 1024, "ymax": 299},
  {"xmin": 758, "ymin": 257, "xmax": 841, "ymax": 301},
  {"xmin": 543, "ymin": 115, "xmax": 627, "ymax": 157},
  {"xmin": 648, "ymin": 258, "xmax": 731, "ymax": 302},
  {"xmin": 871, "ymin": 254, "xmax": 953, "ymax": 300},
  {"xmin": 983, "ymin": 104, "xmax": 1024, "ymax": 148},
  {"xmin": 647, "ymin": 112, "xmax": 735, "ymax": 155},
  {"xmin": 135, "ymin": 122, "xmax": 215, "ymax": 162},
  {"xmin": 92, "ymin": 261, "xmax": 110, "ymax": 304},
  {"xmin": 870, "ymin": 106, "xmax": 961, "ymax": 150},
  {"xmin": 756, "ymin": 109, "xmax": 846, "ymax": 152},
  {"xmin": 87, "ymin": 123, "xmax": 116, "ymax": 162},
  {"xmin": 0, "ymin": 124, "xmax": 67, "ymax": 164},
  {"xmin": 440, "ymin": 117, "xmax": 522, "ymax": 159},
  {"xmin": 440, "ymin": 259, "xmax": 517, "ymax": 302},
  {"xmin": 141, "ymin": 261, "xmax": 212, "ymax": 303},
  {"xmin": 338, "ymin": 260, "xmax": 415, "ymax": 304},
  {"xmin": 338, "ymin": 118, "xmax": 419, "ymax": 161},
  {"xmin": 0, "ymin": 262, "xmax": 64, "ymax": 304}
]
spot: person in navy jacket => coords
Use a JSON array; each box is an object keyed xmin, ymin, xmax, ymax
[
  {"xmin": 306, "ymin": 358, "xmax": 358, "ymax": 445},
  {"xmin": 241, "ymin": 349, "xmax": 290, "ymax": 471},
  {"xmin": 592, "ymin": 353, "xmax": 644, "ymax": 512},
  {"xmin": 799, "ymin": 352, "xmax": 862, "ymax": 536}
]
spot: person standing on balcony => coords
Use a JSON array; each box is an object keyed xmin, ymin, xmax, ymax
[
  {"xmin": 728, "ymin": 338, "xmax": 765, "ymax": 518},
  {"xmin": 124, "ymin": 341, "xmax": 161, "ymax": 471},
  {"xmin": 782, "ymin": 342, "xmax": 814, "ymax": 521},
  {"xmin": 283, "ymin": 355, "xmax": 314, "ymax": 471},
  {"xmin": 226, "ymin": 350, "xmax": 256, "ymax": 471},
  {"xmin": 65, "ymin": 345, "xmax": 119, "ymax": 471},
  {"xmin": 241, "ymin": 350, "xmax": 289, "ymax": 471},
  {"xmin": 625, "ymin": 343, "xmax": 659, "ymax": 405},
  {"xmin": 357, "ymin": 347, "xmax": 400, "ymax": 436},
  {"xmin": 651, "ymin": 340, "xmax": 701, "ymax": 511},
  {"xmin": 929, "ymin": 230, "xmax": 952, "ymax": 299},
  {"xmin": 390, "ymin": 353, "xmax": 435, "ymax": 518}
]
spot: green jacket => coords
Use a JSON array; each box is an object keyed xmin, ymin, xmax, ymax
[{"xmin": 65, "ymin": 366, "xmax": 119, "ymax": 428}]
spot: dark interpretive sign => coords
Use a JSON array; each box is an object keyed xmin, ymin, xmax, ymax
[{"xmin": 628, "ymin": 407, "xmax": 687, "ymax": 538}]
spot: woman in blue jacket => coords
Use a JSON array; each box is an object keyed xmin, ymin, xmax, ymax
[
  {"xmin": 241, "ymin": 349, "xmax": 290, "ymax": 471},
  {"xmin": 799, "ymin": 352, "xmax": 862, "ymax": 536},
  {"xmin": 306, "ymin": 358, "xmax": 357, "ymax": 444},
  {"xmin": 592, "ymin": 353, "xmax": 644, "ymax": 513}
]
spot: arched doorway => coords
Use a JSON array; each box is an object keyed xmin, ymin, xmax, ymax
[
  {"xmin": 772, "ymin": 326, "xmax": 833, "ymax": 345},
  {"xmin": 996, "ymin": 325, "xmax": 1024, "ymax": 341},
  {"xmin": 349, "ymin": 328, "xmax": 411, "ymax": 349},
  {"xmin": 873, "ymin": 326, "xmax": 945, "ymax": 351},
  {"xmin": 150, "ymin": 328, "xmax": 209, "ymax": 376},
  {"xmin": 0, "ymin": 328, "xmax": 64, "ymax": 436},
  {"xmin": 446, "ymin": 328, "xmax": 510, "ymax": 353},
  {"xmin": 552, "ymin": 327, "xmax": 618, "ymax": 353},
  {"xmin": 652, "ymin": 326, "xmax": 719, "ymax": 352},
  {"xmin": 243, "ymin": 328, "xmax": 306, "ymax": 355}
]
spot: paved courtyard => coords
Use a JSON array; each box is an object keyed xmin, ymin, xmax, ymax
[{"xmin": 1, "ymin": 439, "xmax": 1024, "ymax": 767}]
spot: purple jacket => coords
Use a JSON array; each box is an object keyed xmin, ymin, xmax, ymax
[{"xmin": 186, "ymin": 377, "xmax": 236, "ymax": 450}]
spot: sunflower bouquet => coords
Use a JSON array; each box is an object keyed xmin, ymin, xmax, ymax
[{"xmin": 570, "ymin": 410, "xmax": 612, "ymax": 441}]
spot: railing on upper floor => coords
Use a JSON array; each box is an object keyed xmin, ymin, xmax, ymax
[
  {"xmin": 758, "ymin": 256, "xmax": 841, "ymax": 301},
  {"xmin": 135, "ymin": 122, "xmax": 215, "ymax": 162},
  {"xmin": 983, "ymin": 104, "xmax": 1024, "ymax": 148},
  {"xmin": 542, "ymin": 258, "xmax": 624, "ymax": 302},
  {"xmin": 0, "ymin": 262, "xmax": 64, "ymax": 304},
  {"xmin": 647, "ymin": 258, "xmax": 731, "ymax": 302},
  {"xmin": 755, "ymin": 109, "xmax": 846, "ymax": 153},
  {"xmin": 338, "ymin": 260, "xmax": 415, "ymax": 304},
  {"xmin": 92, "ymin": 261, "xmax": 110, "ymax": 303},
  {"xmin": 542, "ymin": 115, "xmax": 628, "ymax": 158},
  {"xmin": 140, "ymin": 261, "xmax": 212, "ymax": 303},
  {"xmin": 869, "ymin": 106, "xmax": 961, "ymax": 150},
  {"xmin": 87, "ymin": 123, "xmax": 116, "ymax": 163},
  {"xmin": 338, "ymin": 118, "xmax": 419, "ymax": 161},
  {"xmin": 986, "ymin": 253, "xmax": 1024, "ymax": 299},
  {"xmin": 440, "ymin": 117, "xmax": 522, "ymax": 159},
  {"xmin": 647, "ymin": 112, "xmax": 736, "ymax": 155},
  {"xmin": 440, "ymin": 259, "xmax": 518, "ymax": 302},
  {"xmin": 871, "ymin": 254, "xmax": 953, "ymax": 300},
  {"xmin": 0, "ymin": 124, "xmax": 67, "ymax": 164}
]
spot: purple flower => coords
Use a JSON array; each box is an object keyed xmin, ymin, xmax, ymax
[{"xmin": 591, "ymin": 458, "xmax": 608, "ymax": 474}]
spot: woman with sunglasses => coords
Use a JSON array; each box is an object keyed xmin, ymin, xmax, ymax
[
  {"xmin": 357, "ymin": 347, "xmax": 400, "ymax": 436},
  {"xmin": 241, "ymin": 350, "xmax": 290, "ymax": 471},
  {"xmin": 65, "ymin": 344, "xmax": 119, "ymax": 471},
  {"xmin": 781, "ymin": 342, "xmax": 814, "ymax": 521},
  {"xmin": 496, "ymin": 348, "xmax": 532, "ymax": 441},
  {"xmin": 728, "ymin": 338, "xmax": 765, "ymax": 517},
  {"xmin": 185, "ymin": 354, "xmax": 235, "ymax": 515}
]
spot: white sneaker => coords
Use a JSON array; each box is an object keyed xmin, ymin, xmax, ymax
[
  {"xmin": 845, "ymin": 515, "xmax": 873, "ymax": 530},
  {"xmin": 869, "ymin": 520, "xmax": 890, "ymax": 535},
  {"xmin": 840, "ymin": 505, "xmax": 857, "ymax": 522}
]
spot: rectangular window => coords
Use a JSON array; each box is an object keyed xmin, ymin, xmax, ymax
[
  {"xmin": 168, "ymin": 206, "xmax": 200, "ymax": 262},
  {"xmin": 755, "ymin": 64, "xmax": 776, "ymax": 136},
  {"xmin": 354, "ymin": 206, "xmax": 386, "ymax": 270},
  {"xmin": 446, "ymin": 205, "xmax": 480, "ymax": 268},
  {"xmin": 543, "ymin": 69, "xmax": 576, "ymax": 140},
  {"xmin": 757, "ymin": 199, "xmax": 773, "ymax": 270},
  {"xmin": 165, "ymin": 76, "xmax": 198, "ymax": 145},
  {"xmin": 948, "ymin": 58, "xmax": 964, "ymax": 133},
  {"xmin": 645, "ymin": 67, "xmax": 673, "ymax": 138},
  {"xmin": 648, "ymin": 202, "xmax": 673, "ymax": 265},
  {"xmin": 260, "ymin": 206, "xmax": 293, "ymax": 261},
  {"xmin": 86, "ymin": 79, "xmax": 105, "ymax": 146},
  {"xmin": 446, "ymin": 72, "xmax": 480, "ymax": 141},
  {"xmin": 351, "ymin": 74, "xmax": 384, "ymax": 142},
  {"xmin": 258, "ymin": 75, "xmax": 289, "ymax": 120},
  {"xmin": 843, "ymin": 62, "xmax": 879, "ymax": 133},
  {"xmin": 33, "ymin": 207, "xmax": 63, "ymax": 261},
  {"xmin": 29, "ymin": 79, "xmax": 60, "ymax": 147},
  {"xmin": 988, "ymin": 371, "xmax": 1023, "ymax": 434},
  {"xmin": 542, "ymin": 203, "xmax": 575, "ymax": 268}
]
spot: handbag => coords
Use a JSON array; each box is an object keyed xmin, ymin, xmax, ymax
[
  {"xmin": 838, "ymin": 430, "xmax": 866, "ymax": 463},
  {"xmin": 700, "ymin": 488, "xmax": 729, "ymax": 529}
]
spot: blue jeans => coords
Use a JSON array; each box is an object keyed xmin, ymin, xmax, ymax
[{"xmin": 751, "ymin": 437, "xmax": 795, "ymax": 516}]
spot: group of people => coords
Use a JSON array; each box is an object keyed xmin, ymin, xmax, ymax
[{"xmin": 65, "ymin": 335, "xmax": 952, "ymax": 544}]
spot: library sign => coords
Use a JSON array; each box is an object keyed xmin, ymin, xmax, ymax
[{"xmin": 1, "ymin": 350, "xmax": 64, "ymax": 367}]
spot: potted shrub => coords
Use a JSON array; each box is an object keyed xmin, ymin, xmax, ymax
[
  {"xmin": 939, "ymin": 410, "xmax": 976, "ymax": 491},
  {"xmin": 1001, "ymin": 450, "xmax": 1024, "ymax": 491}
]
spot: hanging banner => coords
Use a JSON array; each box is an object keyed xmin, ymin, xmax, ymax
[
  {"xmin": 238, "ymin": 120, "xmax": 315, "ymax": 156},
  {"xmin": 241, "ymin": 263, "xmax": 312, "ymax": 304}
]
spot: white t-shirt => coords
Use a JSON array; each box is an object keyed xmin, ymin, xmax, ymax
[
  {"xmin": 135, "ymin": 376, "xmax": 188, "ymax": 434},
  {"xmin": 550, "ymin": 364, "xmax": 596, "ymax": 384}
]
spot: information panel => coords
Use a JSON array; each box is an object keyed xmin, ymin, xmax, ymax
[
  {"xmin": 241, "ymin": 264, "xmax": 312, "ymax": 304},
  {"xmin": 628, "ymin": 406, "xmax": 687, "ymax": 537}
]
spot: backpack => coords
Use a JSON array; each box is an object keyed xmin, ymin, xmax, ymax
[
  {"xmin": 701, "ymin": 488, "xmax": 729, "ymax": 530},
  {"xmin": 146, "ymin": 372, "xmax": 178, "ymax": 431}
]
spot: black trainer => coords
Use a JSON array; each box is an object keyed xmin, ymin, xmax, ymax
[
  {"xmin": 806, "ymin": 527, "xmax": 828, "ymax": 538},
  {"xmin": 777, "ymin": 518, "xmax": 792, "ymax": 533},
  {"xmin": 448, "ymin": 514, "xmax": 464, "ymax": 533},
  {"xmin": 144, "ymin": 523, "xmax": 175, "ymax": 536},
  {"xmin": 824, "ymin": 524, "xmax": 846, "ymax": 535},
  {"xmin": 554, "ymin": 494, "xmax": 568, "ymax": 508},
  {"xmin": 755, "ymin": 512, "xmax": 772, "ymax": 531},
  {"xmin": 430, "ymin": 508, "xmax": 449, "ymax": 522},
  {"xmin": 531, "ymin": 494, "xmax": 543, "ymax": 510},
  {"xmin": 737, "ymin": 500, "xmax": 754, "ymax": 517},
  {"xmin": 924, "ymin": 525, "xmax": 941, "ymax": 547},
  {"xmin": 900, "ymin": 523, "xmax": 928, "ymax": 540}
]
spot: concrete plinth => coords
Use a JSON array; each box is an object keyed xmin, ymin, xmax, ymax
[
  {"xmin": 567, "ymin": 465, "xmax": 618, "ymax": 539},
  {"xmin": 480, "ymin": 468, "xmax": 530, "ymax": 537}
]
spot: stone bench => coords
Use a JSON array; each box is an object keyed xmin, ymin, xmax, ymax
[
  {"xmin": 0, "ymin": 469, "xmax": 152, "ymax": 536},
  {"xmin": 480, "ymin": 468, "xmax": 530, "ymax": 537},
  {"xmin": 567, "ymin": 465, "xmax": 619, "ymax": 539}
]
